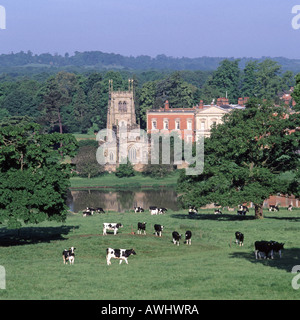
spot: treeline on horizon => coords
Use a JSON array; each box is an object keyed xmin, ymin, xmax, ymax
[
  {"xmin": 1, "ymin": 50, "xmax": 300, "ymax": 72},
  {"xmin": 0, "ymin": 53, "xmax": 297, "ymax": 135}
]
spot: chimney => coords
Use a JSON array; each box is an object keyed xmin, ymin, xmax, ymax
[
  {"xmin": 164, "ymin": 100, "xmax": 170, "ymax": 110},
  {"xmin": 238, "ymin": 98, "xmax": 243, "ymax": 106},
  {"xmin": 199, "ymin": 100, "xmax": 204, "ymax": 109}
]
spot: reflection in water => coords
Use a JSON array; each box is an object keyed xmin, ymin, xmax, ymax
[
  {"xmin": 67, "ymin": 188, "xmax": 179, "ymax": 213},
  {"xmin": 66, "ymin": 189, "xmax": 299, "ymax": 213}
]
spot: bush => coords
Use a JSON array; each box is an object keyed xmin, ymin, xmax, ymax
[{"xmin": 115, "ymin": 159, "xmax": 135, "ymax": 178}]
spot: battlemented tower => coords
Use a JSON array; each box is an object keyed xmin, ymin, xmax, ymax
[
  {"xmin": 107, "ymin": 79, "xmax": 137, "ymax": 131},
  {"xmin": 102, "ymin": 79, "xmax": 147, "ymax": 172}
]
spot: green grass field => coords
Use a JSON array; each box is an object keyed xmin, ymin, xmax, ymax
[{"xmin": 0, "ymin": 208, "xmax": 300, "ymax": 300}]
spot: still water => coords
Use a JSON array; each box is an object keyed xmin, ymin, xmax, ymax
[
  {"xmin": 66, "ymin": 188, "xmax": 299, "ymax": 213},
  {"xmin": 67, "ymin": 188, "xmax": 179, "ymax": 213}
]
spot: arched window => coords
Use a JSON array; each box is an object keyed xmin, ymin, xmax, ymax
[
  {"xmin": 128, "ymin": 146, "xmax": 137, "ymax": 162},
  {"xmin": 118, "ymin": 101, "xmax": 127, "ymax": 112},
  {"xmin": 109, "ymin": 152, "xmax": 114, "ymax": 162},
  {"xmin": 122, "ymin": 101, "xmax": 127, "ymax": 113}
]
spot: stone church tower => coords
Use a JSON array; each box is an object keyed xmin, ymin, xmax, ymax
[
  {"xmin": 101, "ymin": 79, "xmax": 148, "ymax": 172},
  {"xmin": 107, "ymin": 79, "xmax": 137, "ymax": 132}
]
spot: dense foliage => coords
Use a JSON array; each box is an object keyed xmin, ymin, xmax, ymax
[
  {"xmin": 177, "ymin": 99, "xmax": 300, "ymax": 218},
  {"xmin": 0, "ymin": 58, "xmax": 295, "ymax": 134},
  {"xmin": 0, "ymin": 119, "xmax": 78, "ymax": 228}
]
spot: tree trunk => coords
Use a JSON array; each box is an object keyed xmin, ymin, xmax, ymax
[{"xmin": 254, "ymin": 203, "xmax": 263, "ymax": 219}]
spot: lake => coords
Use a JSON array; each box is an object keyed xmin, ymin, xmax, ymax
[
  {"xmin": 67, "ymin": 188, "xmax": 299, "ymax": 213},
  {"xmin": 67, "ymin": 188, "xmax": 180, "ymax": 213}
]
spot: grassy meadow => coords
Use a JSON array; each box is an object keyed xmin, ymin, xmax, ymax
[{"xmin": 0, "ymin": 208, "xmax": 300, "ymax": 300}]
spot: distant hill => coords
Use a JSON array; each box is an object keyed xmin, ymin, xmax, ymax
[{"xmin": 1, "ymin": 50, "xmax": 300, "ymax": 73}]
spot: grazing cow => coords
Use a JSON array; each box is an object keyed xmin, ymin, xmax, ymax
[
  {"xmin": 287, "ymin": 205, "xmax": 293, "ymax": 211},
  {"xmin": 137, "ymin": 222, "xmax": 147, "ymax": 235},
  {"xmin": 103, "ymin": 223, "xmax": 123, "ymax": 236},
  {"xmin": 254, "ymin": 240, "xmax": 284, "ymax": 259},
  {"xmin": 158, "ymin": 207, "xmax": 167, "ymax": 214},
  {"xmin": 62, "ymin": 247, "xmax": 76, "ymax": 265},
  {"xmin": 269, "ymin": 205, "xmax": 279, "ymax": 212},
  {"xmin": 154, "ymin": 224, "xmax": 164, "ymax": 237},
  {"xmin": 172, "ymin": 231, "xmax": 182, "ymax": 246},
  {"xmin": 150, "ymin": 206, "xmax": 159, "ymax": 215},
  {"xmin": 82, "ymin": 211, "xmax": 92, "ymax": 217},
  {"xmin": 235, "ymin": 231, "xmax": 244, "ymax": 246},
  {"xmin": 214, "ymin": 209, "xmax": 222, "ymax": 214},
  {"xmin": 134, "ymin": 207, "xmax": 144, "ymax": 213},
  {"xmin": 255, "ymin": 241, "xmax": 273, "ymax": 259},
  {"xmin": 269, "ymin": 241, "xmax": 284, "ymax": 258},
  {"xmin": 188, "ymin": 206, "xmax": 198, "ymax": 215},
  {"xmin": 106, "ymin": 248, "xmax": 136, "ymax": 265},
  {"xmin": 237, "ymin": 205, "xmax": 249, "ymax": 216},
  {"xmin": 96, "ymin": 207, "xmax": 105, "ymax": 213},
  {"xmin": 185, "ymin": 231, "xmax": 192, "ymax": 245},
  {"xmin": 86, "ymin": 207, "xmax": 95, "ymax": 214}
]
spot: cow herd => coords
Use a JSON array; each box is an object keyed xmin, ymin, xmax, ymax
[{"xmin": 63, "ymin": 204, "xmax": 286, "ymax": 265}]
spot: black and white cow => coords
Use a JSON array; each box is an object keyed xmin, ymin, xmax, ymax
[
  {"xmin": 106, "ymin": 248, "xmax": 136, "ymax": 265},
  {"xmin": 158, "ymin": 207, "xmax": 167, "ymax": 214},
  {"xmin": 269, "ymin": 241, "xmax": 284, "ymax": 258},
  {"xmin": 188, "ymin": 206, "xmax": 198, "ymax": 215},
  {"xmin": 287, "ymin": 205, "xmax": 293, "ymax": 211},
  {"xmin": 62, "ymin": 247, "xmax": 76, "ymax": 265},
  {"xmin": 185, "ymin": 230, "xmax": 192, "ymax": 245},
  {"xmin": 254, "ymin": 240, "xmax": 284, "ymax": 259},
  {"xmin": 103, "ymin": 223, "xmax": 123, "ymax": 235},
  {"xmin": 82, "ymin": 211, "xmax": 92, "ymax": 217},
  {"xmin": 96, "ymin": 207, "xmax": 105, "ymax": 213},
  {"xmin": 150, "ymin": 206, "xmax": 158, "ymax": 215},
  {"xmin": 137, "ymin": 222, "xmax": 146, "ymax": 235},
  {"xmin": 237, "ymin": 205, "xmax": 249, "ymax": 215},
  {"xmin": 254, "ymin": 241, "xmax": 273, "ymax": 259},
  {"xmin": 134, "ymin": 207, "xmax": 144, "ymax": 213},
  {"xmin": 235, "ymin": 231, "xmax": 244, "ymax": 246},
  {"xmin": 269, "ymin": 205, "xmax": 279, "ymax": 212},
  {"xmin": 154, "ymin": 224, "xmax": 164, "ymax": 237},
  {"xmin": 172, "ymin": 231, "xmax": 182, "ymax": 246},
  {"xmin": 86, "ymin": 207, "xmax": 95, "ymax": 214},
  {"xmin": 214, "ymin": 209, "xmax": 222, "ymax": 215}
]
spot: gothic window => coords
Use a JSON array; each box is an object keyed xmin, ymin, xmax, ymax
[
  {"xmin": 118, "ymin": 101, "xmax": 127, "ymax": 112},
  {"xmin": 123, "ymin": 101, "xmax": 127, "ymax": 113},
  {"xmin": 128, "ymin": 146, "xmax": 137, "ymax": 162},
  {"xmin": 118, "ymin": 101, "xmax": 123, "ymax": 112},
  {"xmin": 109, "ymin": 152, "xmax": 114, "ymax": 162}
]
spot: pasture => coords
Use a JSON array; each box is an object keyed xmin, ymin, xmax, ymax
[{"xmin": 0, "ymin": 208, "xmax": 300, "ymax": 300}]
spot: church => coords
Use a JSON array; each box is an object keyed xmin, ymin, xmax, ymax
[
  {"xmin": 97, "ymin": 79, "xmax": 246, "ymax": 172},
  {"xmin": 97, "ymin": 79, "xmax": 148, "ymax": 172}
]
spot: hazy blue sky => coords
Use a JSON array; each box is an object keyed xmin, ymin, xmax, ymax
[{"xmin": 0, "ymin": 0, "xmax": 299, "ymax": 59}]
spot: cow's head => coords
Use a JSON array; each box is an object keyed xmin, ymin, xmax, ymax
[{"xmin": 130, "ymin": 249, "xmax": 136, "ymax": 255}]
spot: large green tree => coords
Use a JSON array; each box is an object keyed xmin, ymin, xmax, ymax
[
  {"xmin": 0, "ymin": 120, "xmax": 78, "ymax": 228},
  {"xmin": 178, "ymin": 99, "xmax": 300, "ymax": 219},
  {"xmin": 201, "ymin": 59, "xmax": 241, "ymax": 104}
]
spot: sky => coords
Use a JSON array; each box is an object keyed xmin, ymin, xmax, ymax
[{"xmin": 0, "ymin": 0, "xmax": 299, "ymax": 59}]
